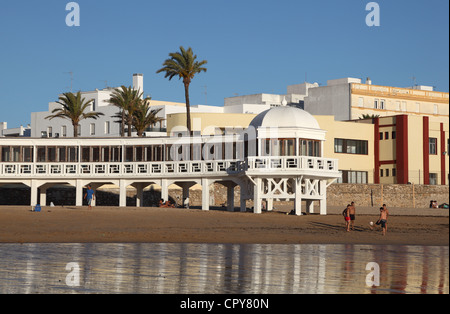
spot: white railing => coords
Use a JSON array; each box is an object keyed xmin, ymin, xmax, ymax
[
  {"xmin": 0, "ymin": 160, "xmax": 245, "ymax": 179},
  {"xmin": 245, "ymin": 156, "xmax": 339, "ymax": 174},
  {"xmin": 0, "ymin": 156, "xmax": 339, "ymax": 179}
]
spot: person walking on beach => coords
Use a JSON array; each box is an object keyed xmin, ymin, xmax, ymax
[
  {"xmin": 84, "ymin": 185, "xmax": 95, "ymax": 210},
  {"xmin": 349, "ymin": 201, "xmax": 356, "ymax": 231},
  {"xmin": 376, "ymin": 207, "xmax": 388, "ymax": 236},
  {"xmin": 343, "ymin": 204, "xmax": 351, "ymax": 232}
]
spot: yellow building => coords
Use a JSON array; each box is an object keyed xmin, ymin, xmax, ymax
[
  {"xmin": 166, "ymin": 111, "xmax": 449, "ymax": 186},
  {"xmin": 167, "ymin": 112, "xmax": 257, "ymax": 136},
  {"xmin": 304, "ymin": 78, "xmax": 449, "ymax": 125},
  {"xmin": 351, "ymin": 82, "xmax": 449, "ymax": 124}
]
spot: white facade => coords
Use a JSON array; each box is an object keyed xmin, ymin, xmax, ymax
[
  {"xmin": 1, "ymin": 106, "xmax": 341, "ymax": 215},
  {"xmin": 30, "ymin": 74, "xmax": 224, "ymax": 138}
]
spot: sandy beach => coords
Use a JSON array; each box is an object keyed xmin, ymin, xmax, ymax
[{"xmin": 0, "ymin": 205, "xmax": 448, "ymax": 246}]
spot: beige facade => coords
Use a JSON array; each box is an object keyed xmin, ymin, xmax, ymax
[
  {"xmin": 350, "ymin": 83, "xmax": 449, "ymax": 124},
  {"xmin": 166, "ymin": 111, "xmax": 449, "ymax": 186},
  {"xmin": 167, "ymin": 113, "xmax": 257, "ymax": 136}
]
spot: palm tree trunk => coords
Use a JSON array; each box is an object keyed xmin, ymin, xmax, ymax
[
  {"xmin": 184, "ymin": 82, "xmax": 192, "ymax": 135},
  {"xmin": 121, "ymin": 110, "xmax": 125, "ymax": 137},
  {"xmin": 127, "ymin": 115, "xmax": 133, "ymax": 137},
  {"xmin": 73, "ymin": 123, "xmax": 78, "ymax": 138}
]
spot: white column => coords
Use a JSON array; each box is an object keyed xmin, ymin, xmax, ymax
[
  {"xmin": 227, "ymin": 184, "xmax": 235, "ymax": 212},
  {"xmin": 119, "ymin": 179, "xmax": 127, "ymax": 207},
  {"xmin": 320, "ymin": 180, "xmax": 327, "ymax": 215},
  {"xmin": 161, "ymin": 179, "xmax": 169, "ymax": 203},
  {"xmin": 294, "ymin": 177, "xmax": 302, "ymax": 216},
  {"xmin": 202, "ymin": 178, "xmax": 210, "ymax": 211},
  {"xmin": 306, "ymin": 200, "xmax": 314, "ymax": 214},
  {"xmin": 30, "ymin": 180, "xmax": 38, "ymax": 207},
  {"xmin": 76, "ymin": 180, "xmax": 83, "ymax": 207},
  {"xmin": 39, "ymin": 187, "xmax": 47, "ymax": 207},
  {"xmin": 253, "ymin": 177, "xmax": 262, "ymax": 214},
  {"xmin": 135, "ymin": 183, "xmax": 144, "ymax": 207},
  {"xmin": 240, "ymin": 198, "xmax": 247, "ymax": 212},
  {"xmin": 267, "ymin": 198, "xmax": 273, "ymax": 211}
]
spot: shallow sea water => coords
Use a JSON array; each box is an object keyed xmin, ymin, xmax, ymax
[{"xmin": 0, "ymin": 243, "xmax": 447, "ymax": 294}]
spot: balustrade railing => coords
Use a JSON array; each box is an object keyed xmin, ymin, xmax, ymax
[{"xmin": 0, "ymin": 156, "xmax": 339, "ymax": 179}]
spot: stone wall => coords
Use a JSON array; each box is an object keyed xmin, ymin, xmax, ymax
[
  {"xmin": 0, "ymin": 183, "xmax": 448, "ymax": 209},
  {"xmin": 327, "ymin": 184, "xmax": 449, "ymax": 208}
]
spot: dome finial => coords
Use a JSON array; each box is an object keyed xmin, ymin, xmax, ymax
[{"xmin": 281, "ymin": 96, "xmax": 287, "ymax": 107}]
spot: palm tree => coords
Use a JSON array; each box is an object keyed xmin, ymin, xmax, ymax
[
  {"xmin": 156, "ymin": 46, "xmax": 207, "ymax": 134},
  {"xmin": 359, "ymin": 114, "xmax": 380, "ymax": 120},
  {"xmin": 107, "ymin": 85, "xmax": 143, "ymax": 137},
  {"xmin": 45, "ymin": 91, "xmax": 104, "ymax": 137},
  {"xmin": 132, "ymin": 99, "xmax": 164, "ymax": 137}
]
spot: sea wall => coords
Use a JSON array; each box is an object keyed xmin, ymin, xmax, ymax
[{"xmin": 0, "ymin": 183, "xmax": 448, "ymax": 209}]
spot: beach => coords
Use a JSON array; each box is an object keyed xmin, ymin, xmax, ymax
[{"xmin": 0, "ymin": 205, "xmax": 448, "ymax": 246}]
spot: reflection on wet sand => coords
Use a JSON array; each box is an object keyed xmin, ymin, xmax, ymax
[{"xmin": 0, "ymin": 243, "xmax": 448, "ymax": 294}]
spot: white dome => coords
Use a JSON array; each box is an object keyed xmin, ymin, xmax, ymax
[{"xmin": 250, "ymin": 107, "xmax": 320, "ymax": 129}]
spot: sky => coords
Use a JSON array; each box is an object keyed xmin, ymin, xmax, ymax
[{"xmin": 0, "ymin": 0, "xmax": 448, "ymax": 127}]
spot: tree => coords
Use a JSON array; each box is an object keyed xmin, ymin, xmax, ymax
[
  {"xmin": 132, "ymin": 99, "xmax": 164, "ymax": 137},
  {"xmin": 359, "ymin": 114, "xmax": 380, "ymax": 120},
  {"xmin": 45, "ymin": 91, "xmax": 104, "ymax": 137},
  {"xmin": 107, "ymin": 85, "xmax": 143, "ymax": 137},
  {"xmin": 156, "ymin": 46, "xmax": 207, "ymax": 134}
]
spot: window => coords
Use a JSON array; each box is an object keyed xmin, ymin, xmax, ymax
[
  {"xmin": 47, "ymin": 127, "xmax": 53, "ymax": 138},
  {"xmin": 392, "ymin": 131, "xmax": 396, "ymax": 139},
  {"xmin": 415, "ymin": 103, "xmax": 420, "ymax": 113},
  {"xmin": 1, "ymin": 146, "xmax": 11, "ymax": 162},
  {"xmin": 299, "ymin": 139, "xmax": 320, "ymax": 157},
  {"xmin": 374, "ymin": 99, "xmax": 379, "ymax": 109},
  {"xmin": 62, "ymin": 126, "xmax": 67, "ymax": 137},
  {"xmin": 105, "ymin": 121, "xmax": 110, "ymax": 135},
  {"xmin": 334, "ymin": 138, "xmax": 368, "ymax": 155},
  {"xmin": 386, "ymin": 169, "xmax": 390, "ymax": 177},
  {"xmin": 334, "ymin": 139, "xmax": 344, "ymax": 153},
  {"xmin": 392, "ymin": 168, "xmax": 396, "ymax": 177},
  {"xmin": 23, "ymin": 147, "xmax": 33, "ymax": 162},
  {"xmin": 434, "ymin": 104, "xmax": 438, "ymax": 115},
  {"xmin": 385, "ymin": 132, "xmax": 389, "ymax": 140},
  {"xmin": 380, "ymin": 99, "xmax": 385, "ymax": 110},
  {"xmin": 358, "ymin": 97, "xmax": 364, "ymax": 107},
  {"xmin": 90, "ymin": 123, "xmax": 96, "ymax": 136},
  {"xmin": 379, "ymin": 132, "xmax": 383, "ymax": 140},
  {"xmin": 396, "ymin": 101, "xmax": 401, "ymax": 111},
  {"xmin": 429, "ymin": 138, "xmax": 437, "ymax": 155},
  {"xmin": 380, "ymin": 169, "xmax": 384, "ymax": 177},
  {"xmin": 338, "ymin": 170, "xmax": 368, "ymax": 184},
  {"xmin": 429, "ymin": 173, "xmax": 438, "ymax": 185}
]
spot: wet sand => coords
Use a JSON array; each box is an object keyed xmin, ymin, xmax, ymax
[{"xmin": 0, "ymin": 206, "xmax": 448, "ymax": 246}]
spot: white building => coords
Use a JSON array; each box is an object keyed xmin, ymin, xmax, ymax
[
  {"xmin": 0, "ymin": 122, "xmax": 31, "ymax": 137},
  {"xmin": 30, "ymin": 74, "xmax": 224, "ymax": 138},
  {"xmin": 1, "ymin": 105, "xmax": 340, "ymax": 215},
  {"xmin": 222, "ymin": 82, "xmax": 319, "ymax": 115}
]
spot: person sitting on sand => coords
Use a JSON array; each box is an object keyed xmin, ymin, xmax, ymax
[{"xmin": 159, "ymin": 199, "xmax": 170, "ymax": 208}]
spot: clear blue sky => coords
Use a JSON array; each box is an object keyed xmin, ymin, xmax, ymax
[{"xmin": 0, "ymin": 0, "xmax": 448, "ymax": 127}]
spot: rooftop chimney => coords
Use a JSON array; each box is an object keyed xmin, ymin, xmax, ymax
[
  {"xmin": 133, "ymin": 73, "xmax": 144, "ymax": 99},
  {"xmin": 366, "ymin": 77, "xmax": 372, "ymax": 85}
]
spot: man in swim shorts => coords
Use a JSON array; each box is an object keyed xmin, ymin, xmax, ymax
[
  {"xmin": 376, "ymin": 207, "xmax": 388, "ymax": 236},
  {"xmin": 348, "ymin": 201, "xmax": 356, "ymax": 230}
]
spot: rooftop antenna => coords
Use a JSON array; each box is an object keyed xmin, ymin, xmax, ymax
[
  {"xmin": 64, "ymin": 71, "xmax": 74, "ymax": 92},
  {"xmin": 411, "ymin": 75, "xmax": 417, "ymax": 87},
  {"xmin": 202, "ymin": 85, "xmax": 207, "ymax": 105}
]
